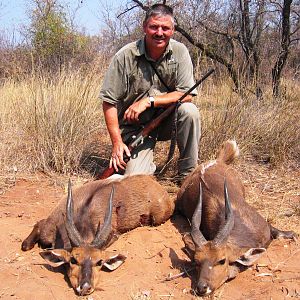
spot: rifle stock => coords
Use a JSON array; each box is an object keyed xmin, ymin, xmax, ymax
[{"xmin": 97, "ymin": 68, "xmax": 215, "ymax": 180}]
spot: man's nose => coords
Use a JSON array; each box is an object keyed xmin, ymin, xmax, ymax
[{"xmin": 156, "ymin": 27, "xmax": 163, "ymax": 36}]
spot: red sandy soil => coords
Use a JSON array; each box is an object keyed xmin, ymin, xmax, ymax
[{"xmin": 0, "ymin": 165, "xmax": 299, "ymax": 300}]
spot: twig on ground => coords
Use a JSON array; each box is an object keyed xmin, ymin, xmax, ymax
[
  {"xmin": 273, "ymin": 248, "xmax": 300, "ymax": 271},
  {"xmin": 165, "ymin": 267, "xmax": 195, "ymax": 281},
  {"xmin": 275, "ymin": 276, "xmax": 300, "ymax": 282},
  {"xmin": 145, "ymin": 246, "xmax": 168, "ymax": 259}
]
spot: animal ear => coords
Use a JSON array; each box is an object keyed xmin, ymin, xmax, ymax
[
  {"xmin": 228, "ymin": 265, "xmax": 239, "ymax": 279},
  {"xmin": 102, "ymin": 253, "xmax": 127, "ymax": 271},
  {"xmin": 235, "ymin": 248, "xmax": 266, "ymax": 266},
  {"xmin": 40, "ymin": 249, "xmax": 71, "ymax": 267},
  {"xmin": 182, "ymin": 233, "xmax": 196, "ymax": 258}
]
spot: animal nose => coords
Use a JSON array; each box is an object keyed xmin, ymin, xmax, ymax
[
  {"xmin": 196, "ymin": 282, "xmax": 211, "ymax": 295},
  {"xmin": 78, "ymin": 282, "xmax": 93, "ymax": 295}
]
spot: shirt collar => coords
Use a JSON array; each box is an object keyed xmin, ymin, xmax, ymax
[{"xmin": 134, "ymin": 38, "xmax": 173, "ymax": 61}]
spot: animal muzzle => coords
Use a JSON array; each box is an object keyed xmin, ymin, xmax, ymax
[
  {"xmin": 76, "ymin": 282, "xmax": 94, "ymax": 295},
  {"xmin": 77, "ymin": 259, "xmax": 94, "ymax": 295},
  {"xmin": 196, "ymin": 282, "xmax": 213, "ymax": 296}
]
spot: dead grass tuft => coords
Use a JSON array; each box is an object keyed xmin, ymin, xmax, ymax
[
  {"xmin": 197, "ymin": 80, "xmax": 300, "ymax": 166},
  {"xmin": 236, "ymin": 160, "xmax": 300, "ymax": 233},
  {"xmin": 0, "ymin": 72, "xmax": 299, "ymax": 191},
  {"xmin": 0, "ymin": 70, "xmax": 108, "ymax": 177}
]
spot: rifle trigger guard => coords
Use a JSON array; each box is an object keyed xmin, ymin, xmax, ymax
[{"xmin": 129, "ymin": 134, "xmax": 144, "ymax": 148}]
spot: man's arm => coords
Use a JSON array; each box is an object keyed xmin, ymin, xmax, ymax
[
  {"xmin": 123, "ymin": 91, "xmax": 192, "ymax": 123},
  {"xmin": 145, "ymin": 91, "xmax": 192, "ymax": 107},
  {"xmin": 103, "ymin": 102, "xmax": 131, "ymax": 172},
  {"xmin": 124, "ymin": 43, "xmax": 195, "ymax": 123}
]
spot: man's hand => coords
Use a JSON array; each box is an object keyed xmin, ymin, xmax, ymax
[
  {"xmin": 109, "ymin": 141, "xmax": 131, "ymax": 172},
  {"xmin": 123, "ymin": 92, "xmax": 192, "ymax": 124},
  {"xmin": 123, "ymin": 98, "xmax": 150, "ymax": 123},
  {"xmin": 103, "ymin": 102, "xmax": 132, "ymax": 172}
]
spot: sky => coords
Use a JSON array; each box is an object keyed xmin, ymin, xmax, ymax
[{"xmin": 0, "ymin": 0, "xmax": 125, "ymax": 43}]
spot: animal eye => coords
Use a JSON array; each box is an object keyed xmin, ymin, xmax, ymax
[
  {"xmin": 96, "ymin": 260, "xmax": 103, "ymax": 267},
  {"xmin": 218, "ymin": 258, "xmax": 226, "ymax": 265},
  {"xmin": 70, "ymin": 257, "xmax": 78, "ymax": 265}
]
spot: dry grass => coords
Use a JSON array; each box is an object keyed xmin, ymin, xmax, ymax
[
  {"xmin": 197, "ymin": 79, "xmax": 300, "ymax": 165},
  {"xmin": 0, "ymin": 70, "xmax": 109, "ymax": 177},
  {"xmin": 0, "ymin": 71, "xmax": 299, "ymax": 188},
  {"xmin": 154, "ymin": 79, "xmax": 299, "ymax": 179},
  {"xmin": 236, "ymin": 160, "xmax": 300, "ymax": 233}
]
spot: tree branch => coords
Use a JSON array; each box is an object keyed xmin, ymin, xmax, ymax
[{"xmin": 117, "ymin": 4, "xmax": 140, "ymax": 19}]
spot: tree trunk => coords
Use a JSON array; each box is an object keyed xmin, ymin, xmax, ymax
[{"xmin": 272, "ymin": 0, "xmax": 292, "ymax": 98}]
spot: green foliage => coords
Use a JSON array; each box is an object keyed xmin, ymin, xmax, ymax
[{"xmin": 29, "ymin": 0, "xmax": 89, "ymax": 70}]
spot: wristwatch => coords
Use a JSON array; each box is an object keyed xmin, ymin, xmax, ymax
[{"xmin": 149, "ymin": 96, "xmax": 155, "ymax": 108}]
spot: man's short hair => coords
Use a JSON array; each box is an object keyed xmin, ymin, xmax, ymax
[{"xmin": 144, "ymin": 4, "xmax": 174, "ymax": 25}]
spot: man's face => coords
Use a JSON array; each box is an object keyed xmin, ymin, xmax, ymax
[{"xmin": 143, "ymin": 15, "xmax": 174, "ymax": 52}]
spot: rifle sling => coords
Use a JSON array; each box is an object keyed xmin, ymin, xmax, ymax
[
  {"xmin": 149, "ymin": 61, "xmax": 179, "ymax": 176},
  {"xmin": 149, "ymin": 62, "xmax": 172, "ymax": 92}
]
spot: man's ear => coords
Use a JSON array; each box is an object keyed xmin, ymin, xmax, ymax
[
  {"xmin": 235, "ymin": 248, "xmax": 266, "ymax": 266},
  {"xmin": 102, "ymin": 253, "xmax": 127, "ymax": 271},
  {"xmin": 40, "ymin": 249, "xmax": 71, "ymax": 267},
  {"xmin": 143, "ymin": 21, "xmax": 147, "ymax": 33},
  {"xmin": 182, "ymin": 233, "xmax": 196, "ymax": 259}
]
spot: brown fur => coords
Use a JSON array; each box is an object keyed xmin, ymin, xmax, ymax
[
  {"xmin": 22, "ymin": 175, "xmax": 174, "ymax": 250},
  {"xmin": 177, "ymin": 140, "xmax": 270, "ymax": 250},
  {"xmin": 22, "ymin": 175, "xmax": 174, "ymax": 295},
  {"xmin": 176, "ymin": 140, "xmax": 296, "ymax": 295}
]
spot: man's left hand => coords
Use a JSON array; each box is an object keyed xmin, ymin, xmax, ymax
[{"xmin": 123, "ymin": 98, "xmax": 150, "ymax": 123}]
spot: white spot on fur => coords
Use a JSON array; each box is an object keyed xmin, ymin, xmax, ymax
[
  {"xmin": 206, "ymin": 287, "xmax": 212, "ymax": 294},
  {"xmin": 200, "ymin": 160, "xmax": 216, "ymax": 175},
  {"xmin": 105, "ymin": 174, "xmax": 125, "ymax": 182}
]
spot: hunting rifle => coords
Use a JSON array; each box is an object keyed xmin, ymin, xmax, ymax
[{"xmin": 97, "ymin": 68, "xmax": 215, "ymax": 180}]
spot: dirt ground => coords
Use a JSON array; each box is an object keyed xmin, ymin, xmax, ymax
[{"xmin": 0, "ymin": 162, "xmax": 299, "ymax": 300}]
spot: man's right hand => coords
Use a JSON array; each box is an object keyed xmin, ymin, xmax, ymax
[
  {"xmin": 109, "ymin": 141, "xmax": 131, "ymax": 172},
  {"xmin": 103, "ymin": 102, "xmax": 132, "ymax": 172}
]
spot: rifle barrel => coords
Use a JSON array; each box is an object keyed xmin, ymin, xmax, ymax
[
  {"xmin": 134, "ymin": 68, "xmax": 215, "ymax": 140},
  {"xmin": 97, "ymin": 68, "xmax": 215, "ymax": 180},
  {"xmin": 177, "ymin": 68, "xmax": 215, "ymax": 102}
]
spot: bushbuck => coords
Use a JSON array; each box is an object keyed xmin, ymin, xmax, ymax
[
  {"xmin": 176, "ymin": 140, "xmax": 297, "ymax": 296},
  {"xmin": 22, "ymin": 175, "xmax": 174, "ymax": 295}
]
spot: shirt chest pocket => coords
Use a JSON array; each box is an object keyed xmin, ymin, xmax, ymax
[
  {"xmin": 128, "ymin": 69, "xmax": 152, "ymax": 95},
  {"xmin": 164, "ymin": 61, "xmax": 177, "ymax": 88},
  {"xmin": 167, "ymin": 61, "xmax": 177, "ymax": 73}
]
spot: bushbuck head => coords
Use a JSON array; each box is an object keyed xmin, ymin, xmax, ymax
[
  {"xmin": 39, "ymin": 180, "xmax": 126, "ymax": 296},
  {"xmin": 183, "ymin": 181, "xmax": 234, "ymax": 295},
  {"xmin": 183, "ymin": 181, "xmax": 266, "ymax": 296}
]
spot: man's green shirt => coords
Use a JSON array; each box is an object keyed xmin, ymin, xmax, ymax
[{"xmin": 100, "ymin": 38, "xmax": 197, "ymax": 138}]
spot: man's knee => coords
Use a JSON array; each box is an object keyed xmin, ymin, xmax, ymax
[
  {"xmin": 178, "ymin": 102, "xmax": 200, "ymax": 120},
  {"xmin": 124, "ymin": 138, "xmax": 156, "ymax": 175}
]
